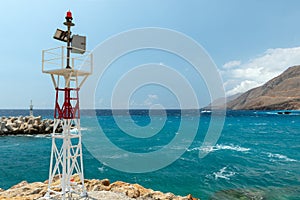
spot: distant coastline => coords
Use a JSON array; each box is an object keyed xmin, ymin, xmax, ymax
[{"xmin": 1, "ymin": 109, "xmax": 299, "ymax": 136}]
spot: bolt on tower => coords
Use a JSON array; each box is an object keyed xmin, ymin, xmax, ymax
[{"xmin": 42, "ymin": 11, "xmax": 93, "ymax": 199}]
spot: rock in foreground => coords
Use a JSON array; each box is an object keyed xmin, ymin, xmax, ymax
[{"xmin": 0, "ymin": 175, "xmax": 199, "ymax": 200}]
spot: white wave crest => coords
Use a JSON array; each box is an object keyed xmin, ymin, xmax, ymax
[
  {"xmin": 251, "ymin": 122, "xmax": 268, "ymax": 126},
  {"xmin": 0, "ymin": 143, "xmax": 20, "ymax": 148},
  {"xmin": 103, "ymin": 153, "xmax": 129, "ymax": 159},
  {"xmin": 213, "ymin": 167, "xmax": 236, "ymax": 180},
  {"xmin": 34, "ymin": 134, "xmax": 51, "ymax": 138},
  {"xmin": 187, "ymin": 144, "xmax": 250, "ymax": 153},
  {"xmin": 267, "ymin": 152, "xmax": 297, "ymax": 162},
  {"xmin": 98, "ymin": 166, "xmax": 106, "ymax": 173}
]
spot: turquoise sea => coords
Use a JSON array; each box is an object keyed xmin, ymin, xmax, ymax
[{"xmin": 0, "ymin": 109, "xmax": 299, "ymax": 199}]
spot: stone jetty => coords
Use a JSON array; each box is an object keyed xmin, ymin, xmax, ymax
[{"xmin": 0, "ymin": 116, "xmax": 62, "ymax": 135}]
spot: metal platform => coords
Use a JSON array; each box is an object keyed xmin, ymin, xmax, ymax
[{"xmin": 43, "ymin": 68, "xmax": 91, "ymax": 77}]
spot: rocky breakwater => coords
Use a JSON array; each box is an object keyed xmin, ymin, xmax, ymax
[
  {"xmin": 0, "ymin": 116, "xmax": 62, "ymax": 135},
  {"xmin": 0, "ymin": 175, "xmax": 199, "ymax": 200}
]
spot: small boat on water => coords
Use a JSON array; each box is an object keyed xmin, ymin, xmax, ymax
[
  {"xmin": 200, "ymin": 110, "xmax": 212, "ymax": 114},
  {"xmin": 277, "ymin": 111, "xmax": 291, "ymax": 115}
]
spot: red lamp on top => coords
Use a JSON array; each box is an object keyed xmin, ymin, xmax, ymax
[{"xmin": 66, "ymin": 10, "xmax": 73, "ymax": 21}]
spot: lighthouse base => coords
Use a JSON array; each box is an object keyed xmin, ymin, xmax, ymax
[{"xmin": 44, "ymin": 119, "xmax": 87, "ymax": 200}]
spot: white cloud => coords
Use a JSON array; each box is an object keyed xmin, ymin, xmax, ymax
[
  {"xmin": 221, "ymin": 46, "xmax": 300, "ymax": 96},
  {"xmin": 148, "ymin": 94, "xmax": 158, "ymax": 99},
  {"xmin": 129, "ymin": 94, "xmax": 159, "ymax": 108},
  {"xmin": 223, "ymin": 60, "xmax": 241, "ymax": 69},
  {"xmin": 144, "ymin": 94, "xmax": 158, "ymax": 106},
  {"xmin": 226, "ymin": 80, "xmax": 258, "ymax": 96}
]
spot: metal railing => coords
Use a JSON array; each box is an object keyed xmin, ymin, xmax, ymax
[{"xmin": 42, "ymin": 46, "xmax": 93, "ymax": 74}]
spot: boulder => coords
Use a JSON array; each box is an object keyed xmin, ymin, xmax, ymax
[
  {"xmin": 18, "ymin": 116, "xmax": 24, "ymax": 122},
  {"xmin": 19, "ymin": 123, "xmax": 25, "ymax": 132},
  {"xmin": 38, "ymin": 124, "xmax": 44, "ymax": 133},
  {"xmin": 33, "ymin": 123, "xmax": 40, "ymax": 130},
  {"xmin": 5, "ymin": 119, "xmax": 11, "ymax": 125},
  {"xmin": 6, "ymin": 124, "xmax": 14, "ymax": 132},
  {"xmin": 15, "ymin": 120, "xmax": 22, "ymax": 128},
  {"xmin": 34, "ymin": 116, "xmax": 42, "ymax": 122},
  {"xmin": 0, "ymin": 122, "xmax": 5, "ymax": 131},
  {"xmin": 27, "ymin": 118, "xmax": 34, "ymax": 125},
  {"xmin": 102, "ymin": 179, "xmax": 110, "ymax": 186},
  {"xmin": 24, "ymin": 116, "xmax": 29, "ymax": 122}
]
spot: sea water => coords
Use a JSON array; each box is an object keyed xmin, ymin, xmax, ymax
[{"xmin": 0, "ymin": 110, "xmax": 299, "ymax": 200}]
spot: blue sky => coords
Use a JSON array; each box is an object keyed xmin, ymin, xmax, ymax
[{"xmin": 1, "ymin": 0, "xmax": 300, "ymax": 109}]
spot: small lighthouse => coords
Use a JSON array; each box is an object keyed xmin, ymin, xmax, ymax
[
  {"xmin": 42, "ymin": 10, "xmax": 93, "ymax": 199},
  {"xmin": 29, "ymin": 100, "xmax": 33, "ymax": 116}
]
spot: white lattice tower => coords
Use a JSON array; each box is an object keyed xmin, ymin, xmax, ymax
[{"xmin": 41, "ymin": 11, "xmax": 93, "ymax": 199}]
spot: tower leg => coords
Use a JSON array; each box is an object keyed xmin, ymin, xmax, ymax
[{"xmin": 44, "ymin": 118, "xmax": 87, "ymax": 199}]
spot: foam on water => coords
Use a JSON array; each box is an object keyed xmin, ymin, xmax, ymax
[
  {"xmin": 0, "ymin": 143, "xmax": 20, "ymax": 148},
  {"xmin": 80, "ymin": 127, "xmax": 89, "ymax": 131},
  {"xmin": 266, "ymin": 152, "xmax": 297, "ymax": 162},
  {"xmin": 98, "ymin": 166, "xmax": 106, "ymax": 173},
  {"xmin": 251, "ymin": 122, "xmax": 268, "ymax": 126},
  {"xmin": 102, "ymin": 153, "xmax": 129, "ymax": 159},
  {"xmin": 34, "ymin": 134, "xmax": 51, "ymax": 138},
  {"xmin": 210, "ymin": 167, "xmax": 236, "ymax": 180},
  {"xmin": 187, "ymin": 144, "xmax": 250, "ymax": 153}
]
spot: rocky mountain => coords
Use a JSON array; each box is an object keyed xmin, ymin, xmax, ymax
[{"xmin": 227, "ymin": 65, "xmax": 300, "ymax": 110}]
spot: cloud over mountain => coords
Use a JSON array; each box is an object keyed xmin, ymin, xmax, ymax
[{"xmin": 221, "ymin": 47, "xmax": 300, "ymax": 96}]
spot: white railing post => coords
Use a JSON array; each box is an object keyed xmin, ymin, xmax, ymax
[
  {"xmin": 61, "ymin": 46, "xmax": 64, "ymax": 69},
  {"xmin": 90, "ymin": 53, "xmax": 93, "ymax": 74},
  {"xmin": 42, "ymin": 50, "xmax": 45, "ymax": 72},
  {"xmin": 72, "ymin": 57, "xmax": 75, "ymax": 69}
]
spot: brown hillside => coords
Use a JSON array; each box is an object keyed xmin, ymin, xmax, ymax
[{"xmin": 227, "ymin": 65, "xmax": 300, "ymax": 110}]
